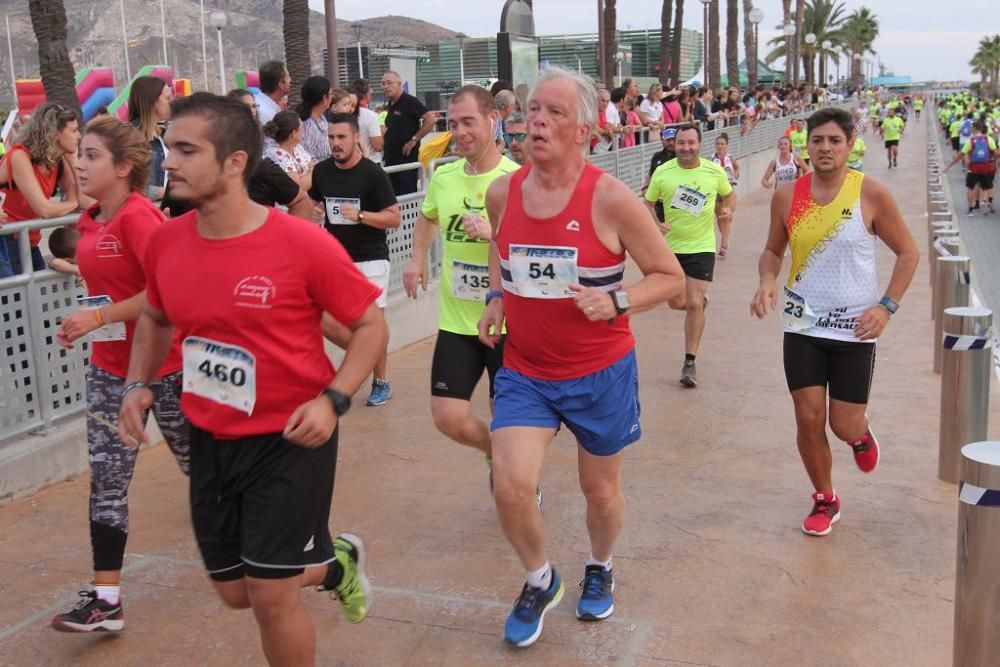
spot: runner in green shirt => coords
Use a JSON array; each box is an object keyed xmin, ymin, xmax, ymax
[
  {"xmin": 789, "ymin": 118, "xmax": 809, "ymax": 164},
  {"xmin": 848, "ymin": 135, "xmax": 867, "ymax": 171},
  {"xmin": 880, "ymin": 107, "xmax": 905, "ymax": 168}
]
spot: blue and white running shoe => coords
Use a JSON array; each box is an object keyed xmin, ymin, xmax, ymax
[
  {"xmin": 576, "ymin": 565, "xmax": 614, "ymax": 621},
  {"xmin": 503, "ymin": 569, "xmax": 564, "ymax": 647}
]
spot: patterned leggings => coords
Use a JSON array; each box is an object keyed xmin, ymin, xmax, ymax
[{"xmin": 87, "ymin": 366, "xmax": 190, "ymax": 571}]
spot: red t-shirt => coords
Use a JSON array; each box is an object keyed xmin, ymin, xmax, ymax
[
  {"xmin": 75, "ymin": 192, "xmax": 181, "ymax": 378},
  {"xmin": 144, "ymin": 208, "xmax": 381, "ymax": 438}
]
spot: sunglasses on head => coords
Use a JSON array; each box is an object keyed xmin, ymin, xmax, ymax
[{"xmin": 503, "ymin": 132, "xmax": 527, "ymax": 143}]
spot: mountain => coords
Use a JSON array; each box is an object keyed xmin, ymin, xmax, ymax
[{"xmin": 0, "ymin": 1, "xmax": 459, "ymax": 105}]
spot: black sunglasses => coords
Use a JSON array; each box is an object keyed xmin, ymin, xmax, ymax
[{"xmin": 503, "ymin": 132, "xmax": 527, "ymax": 143}]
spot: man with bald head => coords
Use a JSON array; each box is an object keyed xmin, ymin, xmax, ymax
[{"xmin": 380, "ymin": 70, "xmax": 436, "ymax": 195}]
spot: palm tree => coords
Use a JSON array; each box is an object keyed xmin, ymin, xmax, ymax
[
  {"xmin": 726, "ymin": 0, "xmax": 739, "ymax": 88},
  {"xmin": 743, "ymin": 0, "xmax": 756, "ymax": 89},
  {"xmin": 782, "ymin": 0, "xmax": 792, "ymax": 84},
  {"xmin": 660, "ymin": 1, "xmax": 674, "ymax": 85},
  {"xmin": 839, "ymin": 8, "xmax": 879, "ymax": 88},
  {"xmin": 603, "ymin": 0, "xmax": 617, "ymax": 85},
  {"xmin": 708, "ymin": 0, "xmax": 721, "ymax": 88},
  {"xmin": 282, "ymin": 0, "xmax": 311, "ymax": 106},
  {"xmin": 28, "ymin": 0, "xmax": 78, "ymax": 114},
  {"xmin": 670, "ymin": 0, "xmax": 685, "ymax": 86},
  {"xmin": 793, "ymin": 0, "xmax": 805, "ymax": 84},
  {"xmin": 970, "ymin": 35, "xmax": 1000, "ymax": 98},
  {"xmin": 766, "ymin": 0, "xmax": 848, "ymax": 86}
]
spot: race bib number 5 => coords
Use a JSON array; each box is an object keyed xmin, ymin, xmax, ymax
[
  {"xmin": 781, "ymin": 286, "xmax": 819, "ymax": 332},
  {"xmin": 670, "ymin": 184, "xmax": 707, "ymax": 216},
  {"xmin": 451, "ymin": 261, "xmax": 489, "ymax": 301},
  {"xmin": 325, "ymin": 197, "xmax": 361, "ymax": 225},
  {"xmin": 509, "ymin": 245, "xmax": 578, "ymax": 299},
  {"xmin": 182, "ymin": 336, "xmax": 256, "ymax": 415}
]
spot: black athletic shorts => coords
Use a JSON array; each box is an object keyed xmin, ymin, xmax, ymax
[
  {"xmin": 966, "ymin": 172, "xmax": 995, "ymax": 190},
  {"xmin": 783, "ymin": 333, "xmax": 876, "ymax": 404},
  {"xmin": 431, "ymin": 330, "xmax": 505, "ymax": 400},
  {"xmin": 675, "ymin": 252, "xmax": 716, "ymax": 282},
  {"xmin": 952, "ymin": 137, "xmax": 961, "ymax": 151},
  {"xmin": 884, "ymin": 139, "xmax": 899, "ymax": 148},
  {"xmin": 189, "ymin": 426, "xmax": 338, "ymax": 581}
]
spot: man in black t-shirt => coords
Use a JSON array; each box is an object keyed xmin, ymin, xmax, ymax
[
  {"xmin": 641, "ymin": 127, "xmax": 677, "ymax": 222},
  {"xmin": 380, "ymin": 70, "xmax": 436, "ymax": 195},
  {"xmin": 309, "ymin": 112, "xmax": 401, "ymax": 407}
]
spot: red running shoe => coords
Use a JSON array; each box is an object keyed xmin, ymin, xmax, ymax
[
  {"xmin": 802, "ymin": 492, "xmax": 840, "ymax": 536},
  {"xmin": 849, "ymin": 429, "xmax": 880, "ymax": 473}
]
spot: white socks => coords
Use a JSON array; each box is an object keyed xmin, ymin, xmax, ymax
[
  {"xmin": 526, "ymin": 562, "xmax": 552, "ymax": 590},
  {"xmin": 94, "ymin": 584, "xmax": 120, "ymax": 605},
  {"xmin": 587, "ymin": 554, "xmax": 612, "ymax": 571}
]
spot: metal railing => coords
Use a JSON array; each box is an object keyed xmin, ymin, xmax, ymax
[{"xmin": 0, "ymin": 107, "xmax": 839, "ymax": 443}]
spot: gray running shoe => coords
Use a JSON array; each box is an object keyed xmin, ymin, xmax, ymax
[{"xmin": 680, "ymin": 359, "xmax": 697, "ymax": 388}]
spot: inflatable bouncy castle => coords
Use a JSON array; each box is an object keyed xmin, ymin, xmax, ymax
[
  {"xmin": 234, "ymin": 70, "xmax": 260, "ymax": 97},
  {"xmin": 107, "ymin": 66, "xmax": 174, "ymax": 119},
  {"xmin": 15, "ymin": 68, "xmax": 117, "ymax": 121}
]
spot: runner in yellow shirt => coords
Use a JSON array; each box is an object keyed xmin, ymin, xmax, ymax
[{"xmin": 880, "ymin": 106, "xmax": 905, "ymax": 169}]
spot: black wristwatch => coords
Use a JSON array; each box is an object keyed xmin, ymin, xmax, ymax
[
  {"xmin": 321, "ymin": 388, "xmax": 352, "ymax": 417},
  {"xmin": 610, "ymin": 289, "xmax": 631, "ymax": 315}
]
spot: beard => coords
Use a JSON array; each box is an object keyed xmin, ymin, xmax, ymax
[{"xmin": 170, "ymin": 173, "xmax": 229, "ymax": 209}]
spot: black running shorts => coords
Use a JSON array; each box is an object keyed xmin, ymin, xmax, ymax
[
  {"xmin": 783, "ymin": 333, "xmax": 876, "ymax": 404},
  {"xmin": 189, "ymin": 426, "xmax": 338, "ymax": 581},
  {"xmin": 431, "ymin": 330, "xmax": 505, "ymax": 400},
  {"xmin": 966, "ymin": 172, "xmax": 995, "ymax": 190},
  {"xmin": 884, "ymin": 139, "xmax": 899, "ymax": 148},
  {"xmin": 951, "ymin": 137, "xmax": 961, "ymax": 152},
  {"xmin": 675, "ymin": 252, "xmax": 716, "ymax": 282}
]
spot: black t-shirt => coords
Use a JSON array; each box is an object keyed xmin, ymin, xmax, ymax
[
  {"xmin": 308, "ymin": 156, "xmax": 397, "ymax": 262},
  {"xmin": 648, "ymin": 150, "xmax": 675, "ymax": 222},
  {"xmin": 383, "ymin": 93, "xmax": 428, "ymax": 166},
  {"xmin": 161, "ymin": 157, "xmax": 299, "ymax": 217}
]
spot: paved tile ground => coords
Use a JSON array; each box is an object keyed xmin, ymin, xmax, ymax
[{"xmin": 1, "ymin": 126, "xmax": 994, "ymax": 666}]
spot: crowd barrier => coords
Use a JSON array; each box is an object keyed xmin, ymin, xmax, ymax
[
  {"xmin": 0, "ymin": 104, "xmax": 844, "ymax": 445},
  {"xmin": 927, "ymin": 102, "xmax": 1000, "ymax": 666}
]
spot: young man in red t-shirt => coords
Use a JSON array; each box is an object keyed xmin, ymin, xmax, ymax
[{"xmin": 118, "ymin": 93, "xmax": 387, "ymax": 665}]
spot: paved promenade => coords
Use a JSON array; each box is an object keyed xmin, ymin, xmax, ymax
[{"xmin": 1, "ymin": 126, "xmax": 995, "ymax": 666}]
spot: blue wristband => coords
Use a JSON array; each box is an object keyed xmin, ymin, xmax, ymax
[{"xmin": 485, "ymin": 290, "xmax": 504, "ymax": 305}]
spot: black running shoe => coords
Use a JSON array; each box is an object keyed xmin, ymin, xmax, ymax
[{"xmin": 51, "ymin": 591, "xmax": 124, "ymax": 632}]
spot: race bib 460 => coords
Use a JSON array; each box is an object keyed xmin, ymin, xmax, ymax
[{"xmin": 182, "ymin": 336, "xmax": 256, "ymax": 415}]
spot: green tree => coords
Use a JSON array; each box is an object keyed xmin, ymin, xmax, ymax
[
  {"xmin": 839, "ymin": 8, "xmax": 879, "ymax": 88},
  {"xmin": 603, "ymin": 0, "xmax": 617, "ymax": 85},
  {"xmin": 28, "ymin": 0, "xmax": 78, "ymax": 114},
  {"xmin": 670, "ymin": 0, "xmax": 685, "ymax": 86},
  {"xmin": 708, "ymin": 0, "xmax": 721, "ymax": 88},
  {"xmin": 766, "ymin": 0, "xmax": 849, "ymax": 86},
  {"xmin": 743, "ymin": 0, "xmax": 756, "ymax": 89},
  {"xmin": 283, "ymin": 0, "xmax": 311, "ymax": 107},
  {"xmin": 970, "ymin": 35, "xmax": 1000, "ymax": 98}
]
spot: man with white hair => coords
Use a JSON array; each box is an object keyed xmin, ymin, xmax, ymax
[
  {"xmin": 494, "ymin": 89, "xmax": 517, "ymax": 146},
  {"xmin": 478, "ymin": 66, "xmax": 684, "ymax": 647}
]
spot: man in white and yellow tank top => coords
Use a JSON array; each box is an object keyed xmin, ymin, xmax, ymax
[{"xmin": 750, "ymin": 107, "xmax": 919, "ymax": 538}]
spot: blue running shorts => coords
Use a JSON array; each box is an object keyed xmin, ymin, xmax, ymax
[{"xmin": 491, "ymin": 349, "xmax": 641, "ymax": 456}]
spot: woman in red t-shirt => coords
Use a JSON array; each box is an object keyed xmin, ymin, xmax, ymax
[
  {"xmin": 0, "ymin": 103, "xmax": 86, "ymax": 275},
  {"xmin": 50, "ymin": 116, "xmax": 189, "ymax": 633}
]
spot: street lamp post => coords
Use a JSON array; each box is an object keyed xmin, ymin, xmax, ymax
[
  {"xmin": 209, "ymin": 10, "xmax": 227, "ymax": 95},
  {"xmin": 615, "ymin": 50, "xmax": 624, "ymax": 81},
  {"xmin": 456, "ymin": 32, "xmax": 467, "ymax": 87},
  {"xmin": 782, "ymin": 22, "xmax": 796, "ymax": 86},
  {"xmin": 698, "ymin": 0, "xmax": 711, "ymax": 85},
  {"xmin": 573, "ymin": 46, "xmax": 583, "ymax": 75},
  {"xmin": 159, "ymin": 0, "xmax": 169, "ymax": 66},
  {"xmin": 351, "ymin": 23, "xmax": 364, "ymax": 80},
  {"xmin": 118, "ymin": 0, "xmax": 132, "ymax": 81},
  {"xmin": 749, "ymin": 7, "xmax": 764, "ymax": 89},
  {"xmin": 804, "ymin": 33, "xmax": 817, "ymax": 86},
  {"xmin": 821, "ymin": 39, "xmax": 832, "ymax": 88},
  {"xmin": 200, "ymin": 0, "xmax": 208, "ymax": 91}
]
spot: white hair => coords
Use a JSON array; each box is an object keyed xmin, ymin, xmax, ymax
[{"xmin": 528, "ymin": 65, "xmax": 599, "ymax": 154}]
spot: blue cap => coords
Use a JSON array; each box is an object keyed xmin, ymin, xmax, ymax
[{"xmin": 661, "ymin": 128, "xmax": 678, "ymax": 140}]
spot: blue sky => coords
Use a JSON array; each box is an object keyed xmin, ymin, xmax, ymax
[{"xmin": 308, "ymin": 0, "xmax": 995, "ymax": 81}]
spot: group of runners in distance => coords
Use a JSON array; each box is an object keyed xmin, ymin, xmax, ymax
[
  {"xmin": 37, "ymin": 66, "xmax": 923, "ymax": 662},
  {"xmin": 938, "ymin": 91, "xmax": 1000, "ymax": 216}
]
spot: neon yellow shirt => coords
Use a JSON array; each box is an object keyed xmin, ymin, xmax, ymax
[
  {"xmin": 421, "ymin": 156, "xmax": 521, "ymax": 335},
  {"xmin": 645, "ymin": 158, "xmax": 732, "ymax": 255},
  {"xmin": 789, "ymin": 129, "xmax": 808, "ymax": 159},
  {"xmin": 949, "ymin": 120, "xmax": 963, "ymax": 139},
  {"xmin": 914, "ymin": 99, "xmax": 924, "ymax": 110},
  {"xmin": 881, "ymin": 116, "xmax": 904, "ymax": 141},
  {"xmin": 848, "ymin": 136, "xmax": 866, "ymax": 167}
]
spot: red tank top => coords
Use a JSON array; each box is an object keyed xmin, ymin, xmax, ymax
[
  {"xmin": 1, "ymin": 145, "xmax": 60, "ymax": 246},
  {"xmin": 497, "ymin": 163, "xmax": 634, "ymax": 380}
]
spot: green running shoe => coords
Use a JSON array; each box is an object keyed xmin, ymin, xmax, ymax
[{"xmin": 318, "ymin": 532, "xmax": 372, "ymax": 623}]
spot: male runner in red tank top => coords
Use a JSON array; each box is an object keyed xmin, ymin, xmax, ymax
[{"xmin": 478, "ymin": 66, "xmax": 685, "ymax": 648}]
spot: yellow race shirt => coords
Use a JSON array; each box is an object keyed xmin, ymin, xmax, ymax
[
  {"xmin": 789, "ymin": 129, "xmax": 809, "ymax": 159},
  {"xmin": 646, "ymin": 158, "xmax": 732, "ymax": 255},
  {"xmin": 848, "ymin": 136, "xmax": 867, "ymax": 168},
  {"xmin": 421, "ymin": 156, "xmax": 521, "ymax": 335},
  {"xmin": 881, "ymin": 116, "xmax": 904, "ymax": 141}
]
